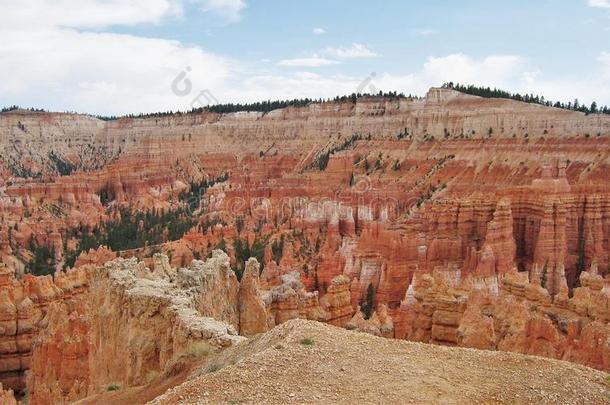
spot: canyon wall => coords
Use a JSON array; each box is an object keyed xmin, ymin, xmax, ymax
[
  {"xmin": 1, "ymin": 88, "xmax": 610, "ymax": 401},
  {"xmin": 21, "ymin": 251, "xmax": 354, "ymax": 404}
]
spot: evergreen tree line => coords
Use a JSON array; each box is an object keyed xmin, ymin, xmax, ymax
[
  {"xmin": 25, "ymin": 238, "xmax": 56, "ymax": 276},
  {"xmin": 93, "ymin": 92, "xmax": 412, "ymax": 121},
  {"xmin": 307, "ymin": 133, "xmax": 361, "ymax": 171},
  {"xmin": 271, "ymin": 235, "xmax": 284, "ymax": 264},
  {"xmin": 232, "ymin": 236, "xmax": 267, "ymax": 281},
  {"xmin": 64, "ymin": 207, "xmax": 196, "ymax": 269},
  {"xmin": 0, "ymin": 105, "xmax": 46, "ymax": 113},
  {"xmin": 48, "ymin": 151, "xmax": 76, "ymax": 176},
  {"xmin": 178, "ymin": 173, "xmax": 229, "ymax": 210},
  {"xmin": 442, "ymin": 82, "xmax": 610, "ymax": 115}
]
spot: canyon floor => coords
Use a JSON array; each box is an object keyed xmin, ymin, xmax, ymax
[{"xmin": 91, "ymin": 319, "xmax": 610, "ymax": 405}]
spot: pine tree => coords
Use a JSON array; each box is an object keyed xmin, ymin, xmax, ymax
[
  {"xmin": 362, "ymin": 283, "xmax": 375, "ymax": 319},
  {"xmin": 541, "ymin": 259, "xmax": 549, "ymax": 290}
]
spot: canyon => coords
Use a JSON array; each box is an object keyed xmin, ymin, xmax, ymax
[{"xmin": 1, "ymin": 88, "xmax": 610, "ymax": 403}]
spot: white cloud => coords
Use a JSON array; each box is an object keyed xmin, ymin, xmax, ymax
[
  {"xmin": 588, "ymin": 0, "xmax": 610, "ymax": 8},
  {"xmin": 325, "ymin": 43, "xmax": 378, "ymax": 59},
  {"xmin": 264, "ymin": 52, "xmax": 608, "ymax": 107},
  {"xmin": 277, "ymin": 55, "xmax": 340, "ymax": 67},
  {"xmin": 0, "ymin": 28, "xmax": 231, "ymax": 114},
  {"xmin": 0, "ymin": 0, "xmax": 181, "ymax": 29},
  {"xmin": 233, "ymin": 54, "xmax": 535, "ymax": 105},
  {"xmin": 293, "ymin": 72, "xmax": 321, "ymax": 80},
  {"xmin": 0, "ymin": 0, "xmax": 232, "ymax": 115},
  {"xmin": 422, "ymin": 52, "xmax": 610, "ymax": 107},
  {"xmin": 221, "ymin": 72, "xmax": 362, "ymax": 103},
  {"xmin": 414, "ymin": 28, "xmax": 437, "ymax": 36},
  {"xmin": 1, "ymin": 0, "xmax": 608, "ymax": 115},
  {"xmin": 522, "ymin": 70, "xmax": 541, "ymax": 84},
  {"xmin": 196, "ymin": 0, "xmax": 246, "ymax": 23},
  {"xmin": 313, "ymin": 27, "xmax": 326, "ymax": 35},
  {"xmin": 422, "ymin": 54, "xmax": 527, "ymax": 89},
  {"xmin": 598, "ymin": 51, "xmax": 610, "ymax": 71},
  {"xmin": 277, "ymin": 43, "xmax": 377, "ymax": 70}
]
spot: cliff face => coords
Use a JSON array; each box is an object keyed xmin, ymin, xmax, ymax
[
  {"xmin": 392, "ymin": 264, "xmax": 610, "ymax": 371},
  {"xmin": 26, "ymin": 252, "xmax": 246, "ymax": 404},
  {"xmin": 22, "ymin": 253, "xmax": 355, "ymax": 404},
  {"xmin": 1, "ymin": 88, "xmax": 609, "ymax": 179},
  {"xmin": 0, "ymin": 262, "xmax": 88, "ymax": 394},
  {"xmin": 1, "ymin": 88, "xmax": 610, "ymax": 400}
]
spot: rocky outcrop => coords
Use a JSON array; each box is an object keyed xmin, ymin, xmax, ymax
[
  {"xmin": 22, "ymin": 252, "xmax": 350, "ymax": 404},
  {"xmin": 192, "ymin": 251, "xmax": 240, "ymax": 328},
  {"xmin": 2, "ymin": 88, "xmax": 610, "ymax": 399},
  {"xmin": 27, "ymin": 254, "xmax": 245, "ymax": 405},
  {"xmin": 73, "ymin": 246, "xmax": 117, "ymax": 268},
  {"xmin": 319, "ymin": 275, "xmax": 354, "ymax": 327},
  {"xmin": 0, "ymin": 262, "xmax": 88, "ymax": 395},
  {"xmin": 0, "ymin": 383, "xmax": 17, "ymax": 405},
  {"xmin": 394, "ymin": 264, "xmax": 610, "ymax": 371},
  {"xmin": 2, "ymin": 89, "xmax": 608, "ymax": 177},
  {"xmin": 238, "ymin": 258, "xmax": 268, "ymax": 336},
  {"xmin": 346, "ymin": 304, "xmax": 394, "ymax": 338},
  {"xmin": 265, "ymin": 272, "xmax": 326, "ymax": 326}
]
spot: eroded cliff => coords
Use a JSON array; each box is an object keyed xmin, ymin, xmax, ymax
[{"xmin": 1, "ymin": 88, "xmax": 610, "ymax": 402}]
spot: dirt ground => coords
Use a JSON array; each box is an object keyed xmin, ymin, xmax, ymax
[{"xmin": 147, "ymin": 319, "xmax": 610, "ymax": 404}]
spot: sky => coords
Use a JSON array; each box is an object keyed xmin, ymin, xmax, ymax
[{"xmin": 0, "ymin": 0, "xmax": 609, "ymax": 115}]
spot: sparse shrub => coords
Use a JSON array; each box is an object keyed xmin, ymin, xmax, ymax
[
  {"xmin": 300, "ymin": 337, "xmax": 314, "ymax": 346},
  {"xmin": 361, "ymin": 283, "xmax": 375, "ymax": 319},
  {"xmin": 25, "ymin": 238, "xmax": 55, "ymax": 276},
  {"xmin": 107, "ymin": 383, "xmax": 120, "ymax": 391},
  {"xmin": 271, "ymin": 235, "xmax": 284, "ymax": 264},
  {"xmin": 145, "ymin": 370, "xmax": 160, "ymax": 383},
  {"xmin": 186, "ymin": 341, "xmax": 212, "ymax": 358},
  {"xmin": 541, "ymin": 259, "xmax": 549, "ymax": 289},
  {"xmin": 235, "ymin": 216, "xmax": 244, "ymax": 234},
  {"xmin": 233, "ymin": 236, "xmax": 267, "ymax": 280},
  {"xmin": 206, "ymin": 363, "xmax": 221, "ymax": 373}
]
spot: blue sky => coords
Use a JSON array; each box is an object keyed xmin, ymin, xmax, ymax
[{"xmin": 1, "ymin": 0, "xmax": 609, "ymax": 115}]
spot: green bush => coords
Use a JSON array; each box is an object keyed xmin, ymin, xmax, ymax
[
  {"xmin": 206, "ymin": 363, "xmax": 221, "ymax": 373},
  {"xmin": 300, "ymin": 337, "xmax": 314, "ymax": 346},
  {"xmin": 186, "ymin": 341, "xmax": 212, "ymax": 358}
]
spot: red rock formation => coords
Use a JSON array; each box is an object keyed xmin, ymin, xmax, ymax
[
  {"xmin": 27, "ymin": 255, "xmax": 245, "ymax": 404},
  {"xmin": 0, "ymin": 383, "xmax": 17, "ymax": 405},
  {"xmin": 238, "ymin": 258, "xmax": 268, "ymax": 336},
  {"xmin": 0, "ymin": 261, "xmax": 89, "ymax": 395},
  {"xmin": 1, "ymin": 88, "xmax": 610, "ymax": 399},
  {"xmin": 319, "ymin": 275, "xmax": 354, "ymax": 327},
  {"xmin": 73, "ymin": 246, "xmax": 117, "ymax": 268},
  {"xmin": 346, "ymin": 304, "xmax": 394, "ymax": 338},
  {"xmin": 392, "ymin": 261, "xmax": 610, "ymax": 371}
]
